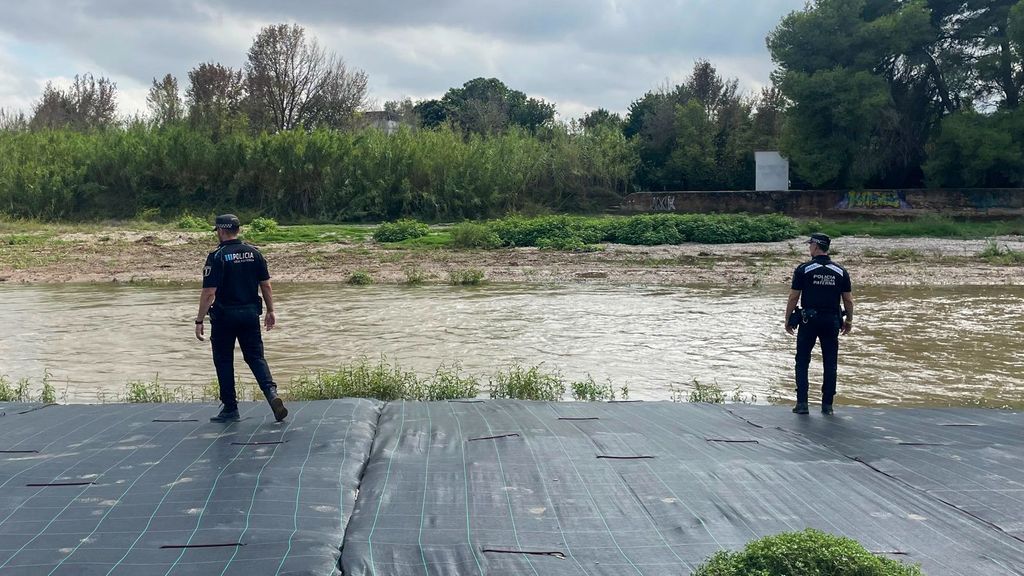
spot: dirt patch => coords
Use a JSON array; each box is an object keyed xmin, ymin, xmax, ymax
[{"xmin": 1, "ymin": 233, "xmax": 1022, "ymax": 286}]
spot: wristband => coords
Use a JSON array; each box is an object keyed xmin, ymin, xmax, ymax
[{"xmin": 195, "ymin": 319, "xmax": 204, "ymax": 325}]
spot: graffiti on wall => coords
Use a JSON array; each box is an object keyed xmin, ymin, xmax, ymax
[
  {"xmin": 650, "ymin": 195, "xmax": 677, "ymax": 212},
  {"xmin": 836, "ymin": 190, "xmax": 911, "ymax": 210}
]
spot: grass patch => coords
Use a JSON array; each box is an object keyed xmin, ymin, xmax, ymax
[
  {"xmin": 570, "ymin": 376, "xmax": 628, "ymax": 401},
  {"xmin": 694, "ymin": 528, "xmax": 922, "ymax": 575},
  {"xmin": 0, "ymin": 371, "xmax": 59, "ymax": 403},
  {"xmin": 403, "ymin": 267, "xmax": 428, "ymax": 285},
  {"xmin": 284, "ymin": 357, "xmax": 479, "ymax": 401},
  {"xmin": 244, "ymin": 224, "xmax": 372, "ymax": 244},
  {"xmin": 669, "ymin": 379, "xmax": 727, "ymax": 404},
  {"xmin": 450, "ymin": 222, "xmax": 502, "ymax": 249},
  {"xmin": 348, "ymin": 270, "xmax": 374, "ymax": 285},
  {"xmin": 978, "ymin": 240, "xmax": 1024, "ymax": 265},
  {"xmin": 385, "ymin": 232, "xmax": 452, "ymax": 249},
  {"xmin": 489, "ymin": 364, "xmax": 566, "ymax": 401},
  {"xmin": 800, "ymin": 215, "xmax": 1024, "ymax": 239},
  {"xmin": 448, "ymin": 268, "xmax": 485, "ymax": 285}
]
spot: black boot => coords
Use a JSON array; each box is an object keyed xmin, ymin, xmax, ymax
[
  {"xmin": 792, "ymin": 402, "xmax": 809, "ymax": 415},
  {"xmin": 821, "ymin": 404, "xmax": 834, "ymax": 415},
  {"xmin": 210, "ymin": 406, "xmax": 240, "ymax": 423},
  {"xmin": 269, "ymin": 397, "xmax": 288, "ymax": 422}
]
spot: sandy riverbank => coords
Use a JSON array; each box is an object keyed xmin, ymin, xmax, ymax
[{"xmin": 2, "ymin": 229, "xmax": 1024, "ymax": 286}]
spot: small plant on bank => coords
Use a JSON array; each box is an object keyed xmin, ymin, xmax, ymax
[
  {"xmin": 687, "ymin": 378, "xmax": 726, "ymax": 404},
  {"xmin": 348, "ymin": 270, "xmax": 374, "ymax": 285},
  {"xmin": 450, "ymin": 222, "xmax": 502, "ymax": 249},
  {"xmin": 403, "ymin": 267, "xmax": 428, "ymax": 285},
  {"xmin": 570, "ymin": 376, "xmax": 619, "ymax": 401},
  {"xmin": 124, "ymin": 376, "xmax": 178, "ymax": 403},
  {"xmin": 449, "ymin": 268, "xmax": 485, "ymax": 285},
  {"xmin": 979, "ymin": 240, "xmax": 1024, "ymax": 265},
  {"xmin": 374, "ymin": 219, "xmax": 430, "ymax": 243},
  {"xmin": 489, "ymin": 364, "xmax": 566, "ymax": 401},
  {"xmin": 176, "ymin": 213, "xmax": 208, "ymax": 230},
  {"xmin": 692, "ymin": 528, "xmax": 922, "ymax": 576},
  {"xmin": 418, "ymin": 363, "xmax": 481, "ymax": 401}
]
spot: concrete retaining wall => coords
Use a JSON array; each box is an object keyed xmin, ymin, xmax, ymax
[{"xmin": 620, "ymin": 189, "xmax": 1024, "ymax": 217}]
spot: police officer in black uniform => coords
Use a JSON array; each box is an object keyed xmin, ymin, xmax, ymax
[
  {"xmin": 785, "ymin": 233, "xmax": 853, "ymax": 415},
  {"xmin": 194, "ymin": 214, "xmax": 288, "ymax": 423}
]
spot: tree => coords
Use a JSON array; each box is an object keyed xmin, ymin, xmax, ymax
[
  {"xmin": 581, "ymin": 108, "xmax": 623, "ymax": 131},
  {"xmin": 412, "ymin": 99, "xmax": 447, "ymax": 128},
  {"xmin": 29, "ymin": 73, "xmax": 117, "ymax": 130},
  {"xmin": 768, "ymin": 0, "xmax": 944, "ymax": 187},
  {"xmin": 147, "ymin": 74, "xmax": 183, "ymax": 126},
  {"xmin": 438, "ymin": 77, "xmax": 556, "ymax": 134},
  {"xmin": 186, "ymin": 62, "xmax": 247, "ymax": 134},
  {"xmin": 244, "ymin": 23, "xmax": 368, "ymax": 132},
  {"xmin": 0, "ymin": 109, "xmax": 28, "ymax": 132}
]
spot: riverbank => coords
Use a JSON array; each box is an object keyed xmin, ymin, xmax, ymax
[{"xmin": 3, "ymin": 226, "xmax": 1024, "ymax": 286}]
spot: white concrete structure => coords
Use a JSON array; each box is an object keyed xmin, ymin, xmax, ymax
[{"xmin": 755, "ymin": 151, "xmax": 789, "ymax": 191}]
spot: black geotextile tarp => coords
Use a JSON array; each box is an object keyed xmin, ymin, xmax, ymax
[
  {"xmin": 0, "ymin": 399, "xmax": 380, "ymax": 576},
  {"xmin": 728, "ymin": 405, "xmax": 1024, "ymax": 539},
  {"xmin": 340, "ymin": 400, "xmax": 1024, "ymax": 576}
]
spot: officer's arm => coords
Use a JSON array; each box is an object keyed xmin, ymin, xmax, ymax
[
  {"xmin": 785, "ymin": 289, "xmax": 800, "ymax": 323},
  {"xmin": 259, "ymin": 280, "xmax": 276, "ymax": 330},
  {"xmin": 196, "ymin": 287, "xmax": 217, "ymax": 323},
  {"xmin": 841, "ymin": 291, "xmax": 853, "ymax": 331}
]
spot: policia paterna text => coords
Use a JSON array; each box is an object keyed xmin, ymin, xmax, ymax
[
  {"xmin": 194, "ymin": 214, "xmax": 288, "ymax": 423},
  {"xmin": 784, "ymin": 233, "xmax": 853, "ymax": 416}
]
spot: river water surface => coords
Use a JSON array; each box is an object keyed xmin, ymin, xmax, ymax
[{"xmin": 2, "ymin": 283, "xmax": 1023, "ymax": 407}]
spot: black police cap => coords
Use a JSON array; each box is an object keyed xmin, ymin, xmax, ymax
[
  {"xmin": 214, "ymin": 214, "xmax": 241, "ymax": 231},
  {"xmin": 806, "ymin": 232, "xmax": 831, "ymax": 251}
]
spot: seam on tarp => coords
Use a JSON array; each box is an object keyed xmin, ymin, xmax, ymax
[
  {"xmin": 725, "ymin": 406, "xmax": 1024, "ymax": 549},
  {"xmin": 336, "ymin": 399, "xmax": 387, "ymax": 576}
]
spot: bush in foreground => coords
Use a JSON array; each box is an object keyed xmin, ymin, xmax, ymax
[{"xmin": 693, "ymin": 529, "xmax": 922, "ymax": 576}]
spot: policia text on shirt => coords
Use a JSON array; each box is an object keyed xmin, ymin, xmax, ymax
[
  {"xmin": 784, "ymin": 233, "xmax": 854, "ymax": 416},
  {"xmin": 194, "ymin": 214, "xmax": 288, "ymax": 424}
]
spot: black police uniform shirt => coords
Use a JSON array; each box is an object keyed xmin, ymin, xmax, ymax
[
  {"xmin": 790, "ymin": 255, "xmax": 851, "ymax": 313},
  {"xmin": 202, "ymin": 239, "xmax": 270, "ymax": 309}
]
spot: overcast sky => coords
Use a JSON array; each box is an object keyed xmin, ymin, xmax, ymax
[{"xmin": 0, "ymin": 0, "xmax": 806, "ymax": 120}]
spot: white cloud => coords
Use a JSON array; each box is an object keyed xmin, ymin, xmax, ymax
[{"xmin": 0, "ymin": 0, "xmax": 807, "ymax": 118}]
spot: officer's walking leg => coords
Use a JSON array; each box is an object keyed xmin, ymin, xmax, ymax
[
  {"xmin": 237, "ymin": 311, "xmax": 287, "ymax": 422},
  {"xmin": 236, "ymin": 312, "xmax": 277, "ymax": 400},
  {"xmin": 819, "ymin": 316, "xmax": 841, "ymax": 407},
  {"xmin": 794, "ymin": 323, "xmax": 817, "ymax": 405},
  {"xmin": 210, "ymin": 312, "xmax": 239, "ymax": 411}
]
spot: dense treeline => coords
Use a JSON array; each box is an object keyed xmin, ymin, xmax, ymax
[
  {"xmin": 2, "ymin": 2, "xmax": 1024, "ymax": 222},
  {"xmin": 0, "ymin": 123, "xmax": 636, "ymax": 221}
]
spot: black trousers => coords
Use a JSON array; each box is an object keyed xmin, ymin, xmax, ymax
[
  {"xmin": 210, "ymin": 306, "xmax": 276, "ymax": 410},
  {"xmin": 794, "ymin": 311, "xmax": 841, "ymax": 405}
]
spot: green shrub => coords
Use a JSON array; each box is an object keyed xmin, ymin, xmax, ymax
[
  {"xmin": 124, "ymin": 376, "xmax": 178, "ymax": 403},
  {"xmin": 176, "ymin": 213, "xmax": 209, "ymax": 230},
  {"xmin": 374, "ymin": 219, "xmax": 430, "ymax": 243},
  {"xmin": 979, "ymin": 240, "xmax": 1024, "ymax": 264},
  {"xmin": 489, "ymin": 364, "xmax": 566, "ymax": 401},
  {"xmin": 688, "ymin": 379, "xmax": 726, "ymax": 404},
  {"xmin": 693, "ymin": 529, "xmax": 922, "ymax": 576},
  {"xmin": 488, "ymin": 215, "xmax": 609, "ymax": 247},
  {"xmin": 450, "ymin": 222, "xmax": 502, "ymax": 249},
  {"xmin": 448, "ymin": 268, "xmax": 485, "ymax": 285},
  {"xmin": 570, "ymin": 376, "xmax": 621, "ymax": 401},
  {"xmin": 285, "ymin": 356, "xmax": 419, "ymax": 401},
  {"xmin": 420, "ymin": 363, "xmax": 480, "ymax": 401},
  {"xmin": 348, "ymin": 270, "xmax": 374, "ymax": 285},
  {"xmin": 248, "ymin": 217, "xmax": 279, "ymax": 234},
  {"xmin": 404, "ymin": 267, "xmax": 428, "ymax": 285}
]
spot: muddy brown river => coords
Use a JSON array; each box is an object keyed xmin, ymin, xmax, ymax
[{"xmin": 1, "ymin": 283, "xmax": 1022, "ymax": 407}]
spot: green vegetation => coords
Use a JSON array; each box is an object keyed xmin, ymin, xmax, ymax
[
  {"xmin": 176, "ymin": 213, "xmax": 209, "ymax": 230},
  {"xmin": 373, "ymin": 219, "xmax": 430, "ymax": 243},
  {"xmin": 694, "ymin": 529, "xmax": 922, "ymax": 576},
  {"xmin": 0, "ymin": 371, "xmax": 60, "ymax": 404},
  {"xmin": 448, "ymin": 268, "xmax": 485, "ymax": 286},
  {"xmin": 800, "ymin": 217, "xmax": 1024, "ymax": 240},
  {"xmin": 686, "ymin": 379, "xmax": 727, "ymax": 404},
  {"xmin": 285, "ymin": 357, "xmax": 478, "ymax": 402},
  {"xmin": 979, "ymin": 241, "xmax": 1024, "ymax": 265},
  {"xmin": 488, "ymin": 364, "xmax": 566, "ymax": 401},
  {"xmin": 347, "ymin": 270, "xmax": 374, "ymax": 285},
  {"xmin": 570, "ymin": 376, "xmax": 628, "ymax": 402},
  {"xmin": 248, "ymin": 217, "xmax": 279, "ymax": 234},
  {"xmin": 450, "ymin": 222, "xmax": 502, "ymax": 249}
]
